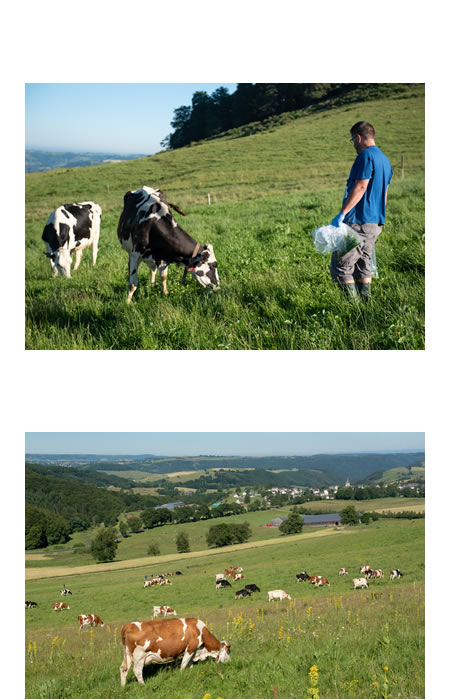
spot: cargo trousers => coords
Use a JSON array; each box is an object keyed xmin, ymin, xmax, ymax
[{"xmin": 329, "ymin": 223, "xmax": 382, "ymax": 283}]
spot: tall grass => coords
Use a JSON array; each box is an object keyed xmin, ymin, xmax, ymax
[{"xmin": 25, "ymin": 90, "xmax": 424, "ymax": 349}]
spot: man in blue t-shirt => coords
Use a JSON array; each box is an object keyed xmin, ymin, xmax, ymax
[{"xmin": 329, "ymin": 121, "xmax": 393, "ymax": 300}]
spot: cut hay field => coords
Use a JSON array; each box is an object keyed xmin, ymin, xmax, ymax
[
  {"xmin": 298, "ymin": 497, "xmax": 425, "ymax": 514},
  {"xmin": 25, "ymin": 86, "xmax": 424, "ymax": 349},
  {"xmin": 25, "ymin": 518, "xmax": 424, "ymax": 698}
]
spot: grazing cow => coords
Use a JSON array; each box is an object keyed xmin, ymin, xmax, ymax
[
  {"xmin": 339, "ymin": 568, "xmax": 348, "ymax": 576},
  {"xmin": 120, "ymin": 617, "xmax": 230, "ymax": 686},
  {"xmin": 309, "ymin": 576, "xmax": 329, "ymax": 587},
  {"xmin": 42, "ymin": 202, "xmax": 102, "ymax": 278},
  {"xmin": 216, "ymin": 580, "xmax": 232, "ymax": 589},
  {"xmin": 223, "ymin": 568, "xmax": 235, "ymax": 578},
  {"xmin": 52, "ymin": 602, "xmax": 70, "ymax": 611},
  {"xmin": 153, "ymin": 606, "xmax": 177, "ymax": 618},
  {"xmin": 216, "ymin": 574, "xmax": 225, "ymax": 582},
  {"xmin": 245, "ymin": 584, "xmax": 260, "ymax": 593},
  {"xmin": 352, "ymin": 578, "xmax": 369, "ymax": 590},
  {"xmin": 61, "ymin": 585, "xmax": 72, "ymax": 596},
  {"xmin": 158, "ymin": 579, "xmax": 172, "ymax": 586},
  {"xmin": 175, "ymin": 571, "xmax": 183, "ymax": 576},
  {"xmin": 144, "ymin": 580, "xmax": 158, "ymax": 588},
  {"xmin": 117, "ymin": 187, "xmax": 220, "ymax": 302},
  {"xmin": 232, "ymin": 573, "xmax": 244, "ymax": 582},
  {"xmin": 371, "ymin": 569, "xmax": 384, "ymax": 580},
  {"xmin": 296, "ymin": 572, "xmax": 310, "ymax": 582},
  {"xmin": 364, "ymin": 568, "xmax": 375, "ymax": 579},
  {"xmin": 78, "ymin": 614, "xmax": 104, "ymax": 630},
  {"xmin": 25, "ymin": 601, "xmax": 37, "ymax": 608},
  {"xmin": 390, "ymin": 569, "xmax": 403, "ymax": 581},
  {"xmin": 235, "ymin": 589, "xmax": 251, "ymax": 599},
  {"xmin": 268, "ymin": 590, "xmax": 292, "ymax": 602},
  {"xmin": 360, "ymin": 566, "xmax": 372, "ymax": 575}
]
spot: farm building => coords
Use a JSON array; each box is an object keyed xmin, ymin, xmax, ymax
[
  {"xmin": 155, "ymin": 501, "xmax": 185, "ymax": 511},
  {"xmin": 269, "ymin": 513, "xmax": 342, "ymax": 527}
]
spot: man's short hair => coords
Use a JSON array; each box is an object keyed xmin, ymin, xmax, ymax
[{"xmin": 350, "ymin": 121, "xmax": 375, "ymax": 140}]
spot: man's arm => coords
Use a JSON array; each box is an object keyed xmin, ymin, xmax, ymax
[
  {"xmin": 385, "ymin": 184, "xmax": 389, "ymax": 206},
  {"xmin": 341, "ymin": 179, "xmax": 370, "ymax": 214}
]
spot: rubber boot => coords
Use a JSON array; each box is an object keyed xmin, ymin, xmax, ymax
[
  {"xmin": 356, "ymin": 282, "xmax": 371, "ymax": 302},
  {"xmin": 340, "ymin": 282, "xmax": 358, "ymax": 300}
]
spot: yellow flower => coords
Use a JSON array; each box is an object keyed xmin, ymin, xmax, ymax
[
  {"xmin": 384, "ymin": 666, "xmax": 389, "ymax": 671},
  {"xmin": 203, "ymin": 694, "xmax": 211, "ymax": 699}
]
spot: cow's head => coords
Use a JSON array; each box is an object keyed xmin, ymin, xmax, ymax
[
  {"xmin": 190, "ymin": 244, "xmax": 220, "ymax": 290},
  {"xmin": 45, "ymin": 247, "xmax": 72, "ymax": 278},
  {"xmin": 217, "ymin": 641, "xmax": 231, "ymax": 663}
]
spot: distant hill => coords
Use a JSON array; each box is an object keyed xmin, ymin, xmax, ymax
[
  {"xmin": 25, "ymin": 150, "xmax": 148, "ymax": 173},
  {"xmin": 25, "ymin": 452, "xmax": 425, "ymax": 486}
]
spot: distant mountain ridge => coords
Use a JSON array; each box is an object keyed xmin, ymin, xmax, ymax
[
  {"xmin": 25, "ymin": 451, "xmax": 425, "ymax": 485},
  {"xmin": 25, "ymin": 149, "xmax": 147, "ymax": 173}
]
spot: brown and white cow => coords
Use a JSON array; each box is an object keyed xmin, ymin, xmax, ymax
[
  {"xmin": 310, "ymin": 576, "xmax": 330, "ymax": 587},
  {"xmin": 78, "ymin": 614, "xmax": 104, "ymax": 630},
  {"xmin": 360, "ymin": 566, "xmax": 372, "ymax": 575},
  {"xmin": 231, "ymin": 573, "xmax": 244, "ymax": 582},
  {"xmin": 370, "ymin": 569, "xmax": 384, "ymax": 580},
  {"xmin": 153, "ymin": 606, "xmax": 177, "ymax": 617},
  {"xmin": 120, "ymin": 617, "xmax": 230, "ymax": 686},
  {"xmin": 42, "ymin": 202, "xmax": 101, "ymax": 278},
  {"xmin": 52, "ymin": 602, "xmax": 70, "ymax": 611},
  {"xmin": 339, "ymin": 568, "xmax": 348, "ymax": 576},
  {"xmin": 117, "ymin": 187, "xmax": 220, "ymax": 301}
]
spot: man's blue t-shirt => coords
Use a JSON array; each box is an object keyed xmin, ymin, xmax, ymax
[{"xmin": 343, "ymin": 145, "xmax": 393, "ymax": 224}]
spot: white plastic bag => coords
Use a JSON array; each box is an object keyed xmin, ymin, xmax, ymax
[
  {"xmin": 370, "ymin": 244, "xmax": 379, "ymax": 278},
  {"xmin": 312, "ymin": 223, "xmax": 362, "ymax": 258}
]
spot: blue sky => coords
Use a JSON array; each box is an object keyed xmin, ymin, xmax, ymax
[
  {"xmin": 25, "ymin": 432, "xmax": 424, "ymax": 456},
  {"xmin": 25, "ymin": 83, "xmax": 238, "ymax": 155}
]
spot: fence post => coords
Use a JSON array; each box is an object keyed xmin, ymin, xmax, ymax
[
  {"xmin": 207, "ymin": 193, "xmax": 211, "ymax": 205},
  {"xmin": 401, "ymin": 156, "xmax": 404, "ymax": 180}
]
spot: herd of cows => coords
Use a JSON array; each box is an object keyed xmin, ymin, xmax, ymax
[
  {"xmin": 41, "ymin": 186, "xmax": 220, "ymax": 300},
  {"xmin": 25, "ymin": 564, "xmax": 404, "ymax": 686}
]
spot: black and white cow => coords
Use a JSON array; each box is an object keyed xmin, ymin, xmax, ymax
[
  {"xmin": 25, "ymin": 601, "xmax": 37, "ymax": 608},
  {"xmin": 42, "ymin": 202, "xmax": 102, "ymax": 278},
  {"xmin": 235, "ymin": 589, "xmax": 251, "ymax": 599},
  {"xmin": 117, "ymin": 187, "xmax": 220, "ymax": 302},
  {"xmin": 296, "ymin": 571, "xmax": 310, "ymax": 582},
  {"xmin": 245, "ymin": 584, "xmax": 260, "ymax": 593},
  {"xmin": 216, "ymin": 579, "xmax": 232, "ymax": 590}
]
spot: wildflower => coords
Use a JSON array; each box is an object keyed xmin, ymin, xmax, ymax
[
  {"xmin": 203, "ymin": 694, "xmax": 212, "ymax": 699},
  {"xmin": 107, "ymin": 625, "xmax": 111, "ymax": 633},
  {"xmin": 278, "ymin": 626, "xmax": 284, "ymax": 642},
  {"xmin": 308, "ymin": 664, "xmax": 319, "ymax": 699}
]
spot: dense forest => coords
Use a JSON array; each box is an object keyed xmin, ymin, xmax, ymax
[
  {"xmin": 25, "ymin": 465, "xmax": 163, "ymax": 549},
  {"xmin": 162, "ymin": 83, "xmax": 421, "ymax": 150}
]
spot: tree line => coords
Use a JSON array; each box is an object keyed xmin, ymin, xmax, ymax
[{"xmin": 162, "ymin": 83, "xmax": 418, "ymax": 151}]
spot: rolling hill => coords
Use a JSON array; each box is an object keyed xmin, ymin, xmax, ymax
[{"xmin": 26, "ymin": 84, "xmax": 424, "ymax": 349}]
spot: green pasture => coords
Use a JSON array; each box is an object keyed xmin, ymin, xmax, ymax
[
  {"xmin": 25, "ymin": 519, "xmax": 424, "ymax": 698},
  {"xmin": 375, "ymin": 467, "xmax": 425, "ymax": 484},
  {"xmin": 25, "ymin": 88, "xmax": 424, "ymax": 349}
]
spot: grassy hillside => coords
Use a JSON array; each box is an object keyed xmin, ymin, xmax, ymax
[
  {"xmin": 25, "ymin": 499, "xmax": 424, "ymax": 570},
  {"xmin": 26, "ymin": 86, "xmax": 424, "ymax": 349},
  {"xmin": 25, "ymin": 518, "xmax": 424, "ymax": 698}
]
